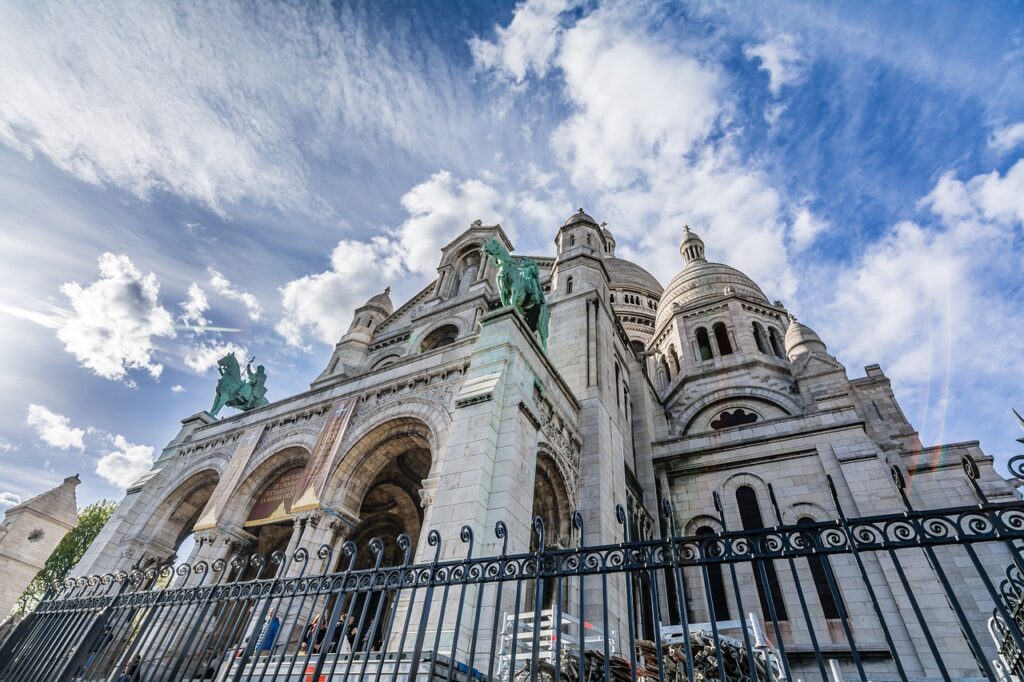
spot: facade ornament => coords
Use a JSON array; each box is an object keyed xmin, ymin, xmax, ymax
[
  {"xmin": 418, "ymin": 478, "xmax": 438, "ymax": 509},
  {"xmin": 210, "ymin": 354, "xmax": 269, "ymax": 417},
  {"xmin": 483, "ymin": 238, "xmax": 550, "ymax": 349}
]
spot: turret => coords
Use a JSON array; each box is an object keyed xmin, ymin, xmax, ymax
[
  {"xmin": 556, "ymin": 209, "xmax": 606, "ymax": 258},
  {"xmin": 316, "ymin": 288, "xmax": 393, "ymax": 382},
  {"xmin": 784, "ymin": 315, "xmax": 828, "ymax": 361},
  {"xmin": 679, "ymin": 225, "xmax": 705, "ymax": 264}
]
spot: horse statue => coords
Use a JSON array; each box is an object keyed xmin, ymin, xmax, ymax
[
  {"xmin": 209, "ymin": 354, "xmax": 270, "ymax": 417},
  {"xmin": 484, "ymin": 239, "xmax": 550, "ymax": 349}
]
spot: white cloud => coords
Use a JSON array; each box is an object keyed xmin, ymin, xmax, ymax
[
  {"xmin": 470, "ymin": 0, "xmax": 579, "ymax": 83},
  {"xmin": 744, "ymin": 34, "xmax": 808, "ymax": 97},
  {"xmin": 170, "ymin": 384, "xmax": 186, "ymax": 393},
  {"xmin": 184, "ymin": 341, "xmax": 249, "ymax": 374},
  {"xmin": 26, "ymin": 404, "xmax": 86, "ymax": 452},
  {"xmin": 178, "ymin": 283, "xmax": 211, "ymax": 329},
  {"xmin": 96, "ymin": 434, "xmax": 154, "ymax": 489},
  {"xmin": 208, "ymin": 269, "xmax": 262, "ymax": 322},
  {"xmin": 990, "ymin": 123, "xmax": 1024, "ymax": 154},
  {"xmin": 277, "ymin": 170, "xmax": 505, "ymax": 347},
  {"xmin": 552, "ymin": 9, "xmax": 723, "ymax": 190},
  {"xmin": 0, "ymin": 437, "xmax": 15, "ymax": 453},
  {"xmin": 790, "ymin": 205, "xmax": 829, "ymax": 250},
  {"xmin": 0, "ymin": 2, "xmax": 479, "ymax": 215},
  {"xmin": 57, "ymin": 253, "xmax": 174, "ymax": 381},
  {"xmin": 818, "ymin": 161, "xmax": 1024, "ymax": 394},
  {"xmin": 0, "ymin": 492, "xmax": 21, "ymax": 508}
]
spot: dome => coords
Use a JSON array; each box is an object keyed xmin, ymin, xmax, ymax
[
  {"xmin": 562, "ymin": 208, "xmax": 598, "ymax": 227},
  {"xmin": 656, "ymin": 261, "xmax": 770, "ymax": 328},
  {"xmin": 784, "ymin": 316, "xmax": 827, "ymax": 360},
  {"xmin": 363, "ymin": 287, "xmax": 394, "ymax": 315},
  {"xmin": 606, "ymin": 258, "xmax": 663, "ymax": 296}
]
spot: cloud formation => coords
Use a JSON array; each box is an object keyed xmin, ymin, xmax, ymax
[
  {"xmin": 744, "ymin": 35, "xmax": 808, "ymax": 97},
  {"xmin": 178, "ymin": 283, "xmax": 211, "ymax": 329},
  {"xmin": 277, "ymin": 170, "xmax": 505, "ymax": 347},
  {"xmin": 0, "ymin": 1, "xmax": 478, "ymax": 215},
  {"xmin": 57, "ymin": 253, "xmax": 174, "ymax": 382},
  {"xmin": 470, "ymin": 0, "xmax": 579, "ymax": 83},
  {"xmin": 26, "ymin": 404, "xmax": 86, "ymax": 452},
  {"xmin": 208, "ymin": 269, "xmax": 262, "ymax": 322},
  {"xmin": 0, "ymin": 492, "xmax": 20, "ymax": 508},
  {"xmin": 96, "ymin": 434, "xmax": 154, "ymax": 488},
  {"xmin": 184, "ymin": 341, "xmax": 250, "ymax": 374}
]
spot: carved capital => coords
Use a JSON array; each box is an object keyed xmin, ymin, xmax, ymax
[{"xmin": 418, "ymin": 478, "xmax": 439, "ymax": 509}]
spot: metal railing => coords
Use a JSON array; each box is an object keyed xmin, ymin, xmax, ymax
[{"xmin": 2, "ymin": 459, "xmax": 1024, "ymax": 681}]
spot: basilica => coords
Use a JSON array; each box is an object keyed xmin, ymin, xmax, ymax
[{"xmin": 74, "ymin": 210, "xmax": 1017, "ymax": 679}]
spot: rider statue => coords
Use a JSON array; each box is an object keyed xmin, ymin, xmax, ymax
[
  {"xmin": 209, "ymin": 354, "xmax": 270, "ymax": 417},
  {"xmin": 483, "ymin": 238, "xmax": 550, "ymax": 349}
]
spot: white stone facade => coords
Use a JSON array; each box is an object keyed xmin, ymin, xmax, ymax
[
  {"xmin": 1, "ymin": 475, "xmax": 79, "ymax": 618},
  {"xmin": 75, "ymin": 212, "xmax": 1017, "ymax": 679}
]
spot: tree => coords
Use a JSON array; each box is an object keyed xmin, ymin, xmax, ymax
[{"xmin": 11, "ymin": 499, "xmax": 117, "ymax": 617}]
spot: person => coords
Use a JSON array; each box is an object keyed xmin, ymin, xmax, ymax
[
  {"xmin": 116, "ymin": 654, "xmax": 141, "ymax": 681},
  {"xmin": 300, "ymin": 613, "xmax": 327, "ymax": 655},
  {"xmin": 255, "ymin": 609, "xmax": 281, "ymax": 655},
  {"xmin": 75, "ymin": 624, "xmax": 113, "ymax": 678}
]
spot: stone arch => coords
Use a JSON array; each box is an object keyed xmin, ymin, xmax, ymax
[
  {"xmin": 369, "ymin": 353, "xmax": 402, "ymax": 371},
  {"xmin": 411, "ymin": 318, "xmax": 468, "ymax": 354},
  {"xmin": 140, "ymin": 467, "xmax": 221, "ymax": 562},
  {"xmin": 718, "ymin": 472, "xmax": 772, "ymax": 526},
  {"xmin": 533, "ymin": 449, "xmax": 573, "ymax": 549},
  {"xmin": 324, "ymin": 416, "xmax": 437, "ymax": 522},
  {"xmin": 781, "ymin": 501, "xmax": 834, "ymax": 526},
  {"xmin": 450, "ymin": 244, "xmax": 483, "ymax": 296},
  {"xmin": 683, "ymin": 514, "xmax": 723, "ymax": 537},
  {"xmin": 673, "ymin": 387, "xmax": 801, "ymax": 435},
  {"xmin": 224, "ymin": 445, "xmax": 311, "ymax": 530}
]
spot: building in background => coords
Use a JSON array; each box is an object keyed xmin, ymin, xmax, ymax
[{"xmin": 0, "ymin": 475, "xmax": 79, "ymax": 618}]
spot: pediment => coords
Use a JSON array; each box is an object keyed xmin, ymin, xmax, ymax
[{"xmin": 792, "ymin": 352, "xmax": 846, "ymax": 379}]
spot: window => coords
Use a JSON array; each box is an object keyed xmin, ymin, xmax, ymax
[
  {"xmin": 710, "ymin": 408, "xmax": 758, "ymax": 429},
  {"xmin": 736, "ymin": 486, "xmax": 788, "ymax": 620},
  {"xmin": 695, "ymin": 328, "xmax": 713, "ymax": 361},
  {"xmin": 569, "ymin": 234, "xmax": 576, "ymax": 247},
  {"xmin": 566, "ymin": 276, "xmax": 574, "ymax": 294},
  {"xmin": 614, "ymin": 363, "xmax": 621, "ymax": 407},
  {"xmin": 610, "ymin": 293, "xmax": 615, "ymax": 304},
  {"xmin": 420, "ymin": 324, "xmax": 459, "ymax": 352},
  {"xmin": 798, "ymin": 518, "xmax": 842, "ymax": 619},
  {"xmin": 752, "ymin": 322, "xmax": 767, "ymax": 353},
  {"xmin": 668, "ymin": 345, "xmax": 681, "ymax": 375},
  {"xmin": 713, "ymin": 323, "xmax": 733, "ymax": 355},
  {"xmin": 768, "ymin": 327, "xmax": 785, "ymax": 358},
  {"xmin": 696, "ymin": 526, "xmax": 731, "ymax": 620}
]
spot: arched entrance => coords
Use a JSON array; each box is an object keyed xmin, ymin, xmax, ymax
[
  {"xmin": 144, "ymin": 469, "xmax": 220, "ymax": 568},
  {"xmin": 531, "ymin": 451, "xmax": 573, "ymax": 610},
  {"xmin": 325, "ymin": 418, "xmax": 434, "ymax": 652}
]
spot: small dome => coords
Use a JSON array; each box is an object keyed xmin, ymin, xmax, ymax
[
  {"xmin": 606, "ymin": 258, "xmax": 663, "ymax": 296},
  {"xmin": 656, "ymin": 261, "xmax": 770, "ymax": 329},
  {"xmin": 364, "ymin": 287, "xmax": 394, "ymax": 315},
  {"xmin": 679, "ymin": 226, "xmax": 705, "ymax": 263},
  {"xmin": 784, "ymin": 316, "xmax": 827, "ymax": 360},
  {"xmin": 563, "ymin": 207, "xmax": 598, "ymax": 227}
]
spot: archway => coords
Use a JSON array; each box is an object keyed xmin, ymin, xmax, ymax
[
  {"xmin": 531, "ymin": 452, "xmax": 572, "ymax": 610},
  {"xmin": 143, "ymin": 469, "xmax": 220, "ymax": 568},
  {"xmin": 325, "ymin": 419, "xmax": 434, "ymax": 651}
]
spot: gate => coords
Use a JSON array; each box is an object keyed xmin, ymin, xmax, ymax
[{"xmin": 2, "ymin": 460, "xmax": 1024, "ymax": 681}]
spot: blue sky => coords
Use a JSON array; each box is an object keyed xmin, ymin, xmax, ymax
[{"xmin": 1, "ymin": 0, "xmax": 1023, "ymax": 509}]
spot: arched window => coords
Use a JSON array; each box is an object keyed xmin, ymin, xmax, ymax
[
  {"xmin": 586, "ymin": 234, "xmax": 591, "ymax": 245},
  {"xmin": 566, "ymin": 276, "xmax": 574, "ymax": 295},
  {"xmin": 736, "ymin": 486, "xmax": 788, "ymax": 620},
  {"xmin": 420, "ymin": 324, "xmax": 459, "ymax": 352},
  {"xmin": 614, "ymin": 363, "xmax": 621, "ymax": 407},
  {"xmin": 768, "ymin": 327, "xmax": 785, "ymax": 358},
  {"xmin": 659, "ymin": 357, "xmax": 671, "ymax": 384},
  {"xmin": 609, "ymin": 293, "xmax": 615, "ymax": 304},
  {"xmin": 696, "ymin": 526, "xmax": 731, "ymax": 621},
  {"xmin": 630, "ymin": 340, "xmax": 646, "ymax": 356},
  {"xmin": 752, "ymin": 322, "xmax": 766, "ymax": 353},
  {"xmin": 695, "ymin": 328, "xmax": 713, "ymax": 361},
  {"xmin": 713, "ymin": 323, "xmax": 733, "ymax": 355},
  {"xmin": 798, "ymin": 517, "xmax": 841, "ymax": 619},
  {"xmin": 668, "ymin": 345, "xmax": 681, "ymax": 375},
  {"xmin": 569, "ymin": 234, "xmax": 576, "ymax": 247}
]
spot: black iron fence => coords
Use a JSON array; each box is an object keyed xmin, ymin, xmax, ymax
[{"xmin": 3, "ymin": 461, "xmax": 1024, "ymax": 681}]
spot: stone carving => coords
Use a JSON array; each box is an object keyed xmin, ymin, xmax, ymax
[
  {"xmin": 484, "ymin": 239, "xmax": 550, "ymax": 349},
  {"xmin": 210, "ymin": 354, "xmax": 269, "ymax": 417}
]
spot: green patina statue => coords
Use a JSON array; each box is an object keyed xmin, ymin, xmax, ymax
[
  {"xmin": 209, "ymin": 354, "xmax": 269, "ymax": 417},
  {"xmin": 484, "ymin": 238, "xmax": 550, "ymax": 349}
]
